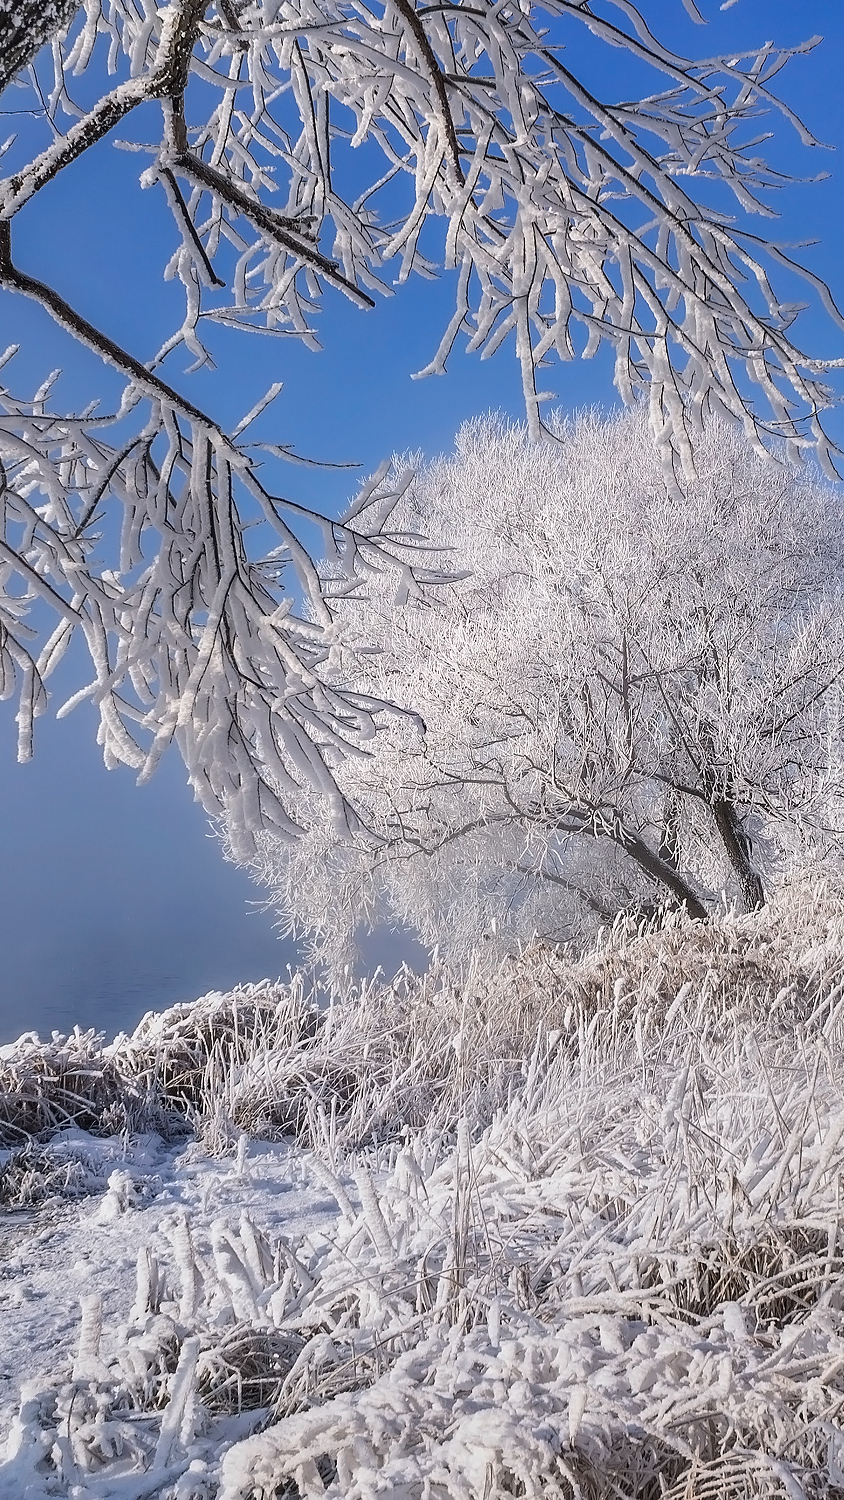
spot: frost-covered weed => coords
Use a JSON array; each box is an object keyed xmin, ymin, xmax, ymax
[
  {"xmin": 0, "ymin": 1140, "xmax": 103, "ymax": 1208},
  {"xmin": 5, "ymin": 884, "xmax": 844, "ymax": 1494},
  {"xmin": 0, "ymin": 981, "xmax": 319, "ymax": 1153},
  {"xmin": 123, "ymin": 978, "xmax": 321, "ymax": 1129},
  {"xmin": 0, "ymin": 1135, "xmax": 163, "ymax": 1214},
  {"xmin": 0, "ymin": 1026, "xmax": 138, "ymax": 1146}
]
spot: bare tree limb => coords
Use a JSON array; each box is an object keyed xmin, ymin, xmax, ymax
[
  {"xmin": 0, "ymin": 0, "xmax": 80, "ymax": 96},
  {"xmin": 0, "ymin": 221, "xmax": 213, "ymax": 426}
]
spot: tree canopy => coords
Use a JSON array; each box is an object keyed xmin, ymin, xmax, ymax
[
  {"xmin": 0, "ymin": 1, "xmax": 842, "ymax": 843},
  {"xmin": 248, "ymin": 408, "xmax": 844, "ymax": 973}
]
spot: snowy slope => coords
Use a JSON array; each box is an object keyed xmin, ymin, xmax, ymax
[{"xmin": 2, "ymin": 890, "xmax": 844, "ymax": 1496}]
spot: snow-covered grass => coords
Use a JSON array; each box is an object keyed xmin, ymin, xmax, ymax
[
  {"xmin": 3, "ymin": 876, "xmax": 844, "ymax": 1496},
  {"xmin": 5, "ymin": 873, "xmax": 843, "ymax": 1162}
]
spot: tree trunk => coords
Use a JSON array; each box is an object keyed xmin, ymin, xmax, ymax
[
  {"xmin": 658, "ymin": 786, "xmax": 681, "ymax": 870},
  {"xmin": 711, "ymin": 796, "xmax": 765, "ymax": 912},
  {"xmin": 610, "ymin": 821, "xmax": 708, "ymax": 922},
  {"xmin": 0, "ymin": 0, "xmax": 81, "ymax": 97}
]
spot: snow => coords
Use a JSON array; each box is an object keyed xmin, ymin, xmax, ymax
[
  {"xmin": 3, "ymin": 890, "xmax": 844, "ymax": 1495},
  {"xmin": 0, "ymin": 1132, "xmax": 338, "ymax": 1437}
]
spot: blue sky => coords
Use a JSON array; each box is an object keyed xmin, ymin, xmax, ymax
[{"xmin": 1, "ymin": 0, "xmax": 843, "ymax": 1040}]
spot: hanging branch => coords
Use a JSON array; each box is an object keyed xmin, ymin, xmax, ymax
[{"xmin": 0, "ymin": 0, "xmax": 842, "ymax": 845}]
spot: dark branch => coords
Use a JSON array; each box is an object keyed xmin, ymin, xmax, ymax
[
  {"xmin": 0, "ymin": 0, "xmax": 80, "ymax": 96},
  {"xmin": 390, "ymin": 0, "xmax": 465, "ymax": 186},
  {"xmin": 0, "ymin": 220, "xmax": 213, "ymax": 426},
  {"xmin": 172, "ymin": 152, "xmax": 377, "ymax": 309}
]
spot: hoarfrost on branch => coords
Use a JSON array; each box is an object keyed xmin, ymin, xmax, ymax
[{"xmin": 0, "ymin": 0, "xmax": 842, "ymax": 840}]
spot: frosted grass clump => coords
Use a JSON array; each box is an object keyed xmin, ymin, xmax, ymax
[
  {"xmin": 3, "ymin": 872, "xmax": 844, "ymax": 1157},
  {"xmin": 0, "ymin": 1025, "xmax": 145, "ymax": 1147},
  {"xmin": 3, "ymin": 882, "xmax": 844, "ymax": 1493}
]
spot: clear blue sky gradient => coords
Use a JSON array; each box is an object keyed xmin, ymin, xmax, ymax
[{"xmin": 1, "ymin": 1, "xmax": 843, "ymax": 1040}]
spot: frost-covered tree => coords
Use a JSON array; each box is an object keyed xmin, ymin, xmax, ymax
[
  {"xmin": 244, "ymin": 408, "xmax": 844, "ymax": 972},
  {"xmin": 1, "ymin": 2, "xmax": 842, "ymax": 844}
]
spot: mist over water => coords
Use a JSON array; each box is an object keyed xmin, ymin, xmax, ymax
[
  {"xmin": 0, "ymin": 698, "xmax": 299, "ymax": 1045},
  {"xmin": 0, "ymin": 915, "xmax": 297, "ymax": 1045},
  {"xmin": 0, "ymin": 685, "xmax": 430, "ymax": 1044}
]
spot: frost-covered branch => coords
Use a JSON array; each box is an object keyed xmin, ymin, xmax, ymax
[
  {"xmin": 0, "ymin": 349, "xmax": 442, "ymax": 850},
  {"xmin": 4, "ymin": 0, "xmax": 843, "ymax": 447},
  {"xmin": 0, "ymin": 0, "xmax": 79, "ymax": 95},
  {"xmin": 1, "ymin": 0, "xmax": 843, "ymax": 837}
]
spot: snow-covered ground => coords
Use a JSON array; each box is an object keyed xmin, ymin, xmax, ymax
[
  {"xmin": 3, "ymin": 886, "xmax": 844, "ymax": 1498},
  {"xmin": 0, "ymin": 1132, "xmax": 338, "ymax": 1437}
]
